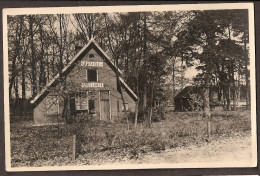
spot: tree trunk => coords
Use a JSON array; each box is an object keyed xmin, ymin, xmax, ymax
[
  {"xmin": 237, "ymin": 82, "xmax": 241, "ymax": 108},
  {"xmin": 226, "ymin": 87, "xmax": 231, "ymax": 111},
  {"xmin": 233, "ymin": 82, "xmax": 238, "ymax": 111},
  {"xmin": 142, "ymin": 13, "xmax": 148, "ymax": 110},
  {"xmin": 122, "ymin": 92, "xmax": 128, "ymax": 130},
  {"xmin": 9, "ymin": 16, "xmax": 24, "ymax": 99},
  {"xmin": 202, "ymin": 78, "xmax": 211, "ymax": 138},
  {"xmin": 172, "ymin": 57, "xmax": 175, "ymax": 107},
  {"xmin": 143, "ymin": 85, "xmax": 147, "ymax": 109},
  {"xmin": 217, "ymin": 82, "xmax": 222, "ymax": 101},
  {"xmin": 59, "ymin": 14, "xmax": 64, "ymax": 75},
  {"xmin": 149, "ymin": 107, "xmax": 152, "ymax": 128},
  {"xmin": 47, "ymin": 55, "xmax": 50, "ymax": 82},
  {"xmin": 134, "ymin": 99, "xmax": 139, "ymax": 129},
  {"xmin": 202, "ymin": 86, "xmax": 210, "ymax": 119},
  {"xmin": 244, "ymin": 36, "xmax": 250, "ymax": 110},
  {"xmin": 227, "ymin": 62, "xmax": 232, "ymax": 111},
  {"xmin": 14, "ymin": 75, "xmax": 19, "ymax": 100},
  {"xmin": 39, "ymin": 24, "xmax": 45, "ymax": 91},
  {"xmin": 231, "ymin": 61, "xmax": 238, "ymax": 111},
  {"xmin": 21, "ymin": 58, "xmax": 26, "ymax": 117},
  {"xmin": 209, "ymin": 85, "xmax": 213, "ymax": 110},
  {"xmin": 115, "ymin": 59, "xmax": 129, "ymax": 130},
  {"xmin": 29, "ymin": 16, "xmax": 37, "ymax": 97}
]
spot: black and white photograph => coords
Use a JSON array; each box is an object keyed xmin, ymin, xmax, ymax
[{"xmin": 3, "ymin": 3, "xmax": 256, "ymax": 171}]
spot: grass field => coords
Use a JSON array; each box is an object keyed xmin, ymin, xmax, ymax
[{"xmin": 10, "ymin": 109, "xmax": 251, "ymax": 167}]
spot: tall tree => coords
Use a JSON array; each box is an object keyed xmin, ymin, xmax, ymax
[{"xmin": 8, "ymin": 15, "xmax": 24, "ymax": 99}]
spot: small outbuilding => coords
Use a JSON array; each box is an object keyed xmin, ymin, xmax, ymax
[
  {"xmin": 30, "ymin": 38, "xmax": 138, "ymax": 125},
  {"xmin": 174, "ymin": 86, "xmax": 202, "ymax": 111}
]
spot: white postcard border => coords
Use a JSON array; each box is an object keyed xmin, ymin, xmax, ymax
[{"xmin": 3, "ymin": 2, "xmax": 257, "ymax": 172}]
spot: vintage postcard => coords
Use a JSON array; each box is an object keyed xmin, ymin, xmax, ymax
[{"xmin": 3, "ymin": 2, "xmax": 257, "ymax": 171}]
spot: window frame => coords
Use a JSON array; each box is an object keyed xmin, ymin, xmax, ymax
[
  {"xmin": 89, "ymin": 53, "xmax": 95, "ymax": 58},
  {"xmin": 88, "ymin": 99, "xmax": 95, "ymax": 114},
  {"xmin": 121, "ymin": 102, "xmax": 129, "ymax": 112},
  {"xmin": 86, "ymin": 69, "xmax": 98, "ymax": 82},
  {"xmin": 75, "ymin": 91, "xmax": 88, "ymax": 111},
  {"xmin": 74, "ymin": 91, "xmax": 96, "ymax": 114}
]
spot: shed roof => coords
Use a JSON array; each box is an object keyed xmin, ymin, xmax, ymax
[{"xmin": 30, "ymin": 38, "xmax": 138, "ymax": 107}]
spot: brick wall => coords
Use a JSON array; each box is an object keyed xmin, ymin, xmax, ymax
[{"xmin": 33, "ymin": 47, "xmax": 136, "ymax": 124}]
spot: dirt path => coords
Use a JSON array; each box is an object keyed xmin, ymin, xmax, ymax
[{"xmin": 114, "ymin": 134, "xmax": 253, "ymax": 166}]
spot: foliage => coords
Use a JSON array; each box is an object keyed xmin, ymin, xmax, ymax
[
  {"xmin": 127, "ymin": 105, "xmax": 166, "ymax": 124},
  {"xmin": 8, "ymin": 10, "xmax": 250, "ymax": 117},
  {"xmin": 10, "ymin": 109, "xmax": 251, "ymax": 167},
  {"xmin": 188, "ymin": 92, "xmax": 204, "ymax": 111},
  {"xmin": 151, "ymin": 105, "xmax": 166, "ymax": 122},
  {"xmin": 65, "ymin": 112, "xmax": 93, "ymax": 135}
]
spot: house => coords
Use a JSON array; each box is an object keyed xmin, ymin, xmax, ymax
[
  {"xmin": 174, "ymin": 86, "xmax": 202, "ymax": 111},
  {"xmin": 30, "ymin": 38, "xmax": 138, "ymax": 125}
]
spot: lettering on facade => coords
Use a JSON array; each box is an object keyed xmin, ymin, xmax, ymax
[
  {"xmin": 81, "ymin": 61, "xmax": 103, "ymax": 67},
  {"xmin": 82, "ymin": 82, "xmax": 104, "ymax": 88}
]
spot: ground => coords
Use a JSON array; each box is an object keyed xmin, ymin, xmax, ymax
[
  {"xmin": 9, "ymin": 108, "xmax": 253, "ymax": 167},
  {"xmin": 116, "ymin": 132, "xmax": 252, "ymax": 165}
]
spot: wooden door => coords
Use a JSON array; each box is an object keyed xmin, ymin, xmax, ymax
[
  {"xmin": 100, "ymin": 100, "xmax": 110, "ymax": 120},
  {"xmin": 100, "ymin": 91, "xmax": 110, "ymax": 121}
]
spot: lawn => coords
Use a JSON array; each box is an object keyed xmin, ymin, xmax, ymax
[{"xmin": 10, "ymin": 108, "xmax": 251, "ymax": 167}]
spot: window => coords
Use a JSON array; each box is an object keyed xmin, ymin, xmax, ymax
[
  {"xmin": 87, "ymin": 69, "xmax": 98, "ymax": 82},
  {"xmin": 121, "ymin": 103, "xmax": 129, "ymax": 112},
  {"xmin": 89, "ymin": 54, "xmax": 94, "ymax": 58},
  {"xmin": 74, "ymin": 92, "xmax": 96, "ymax": 114},
  {"xmin": 89, "ymin": 99, "xmax": 95, "ymax": 114},
  {"xmin": 75, "ymin": 92, "xmax": 88, "ymax": 111}
]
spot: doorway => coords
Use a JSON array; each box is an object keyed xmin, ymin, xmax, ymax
[{"xmin": 100, "ymin": 91, "xmax": 111, "ymax": 121}]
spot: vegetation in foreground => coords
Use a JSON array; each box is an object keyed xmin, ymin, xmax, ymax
[{"xmin": 10, "ymin": 109, "xmax": 251, "ymax": 167}]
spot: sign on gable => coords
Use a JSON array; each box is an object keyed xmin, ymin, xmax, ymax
[
  {"xmin": 82, "ymin": 83, "xmax": 104, "ymax": 88},
  {"xmin": 81, "ymin": 61, "xmax": 103, "ymax": 67}
]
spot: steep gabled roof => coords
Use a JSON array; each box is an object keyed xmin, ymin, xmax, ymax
[
  {"xmin": 31, "ymin": 38, "xmax": 137, "ymax": 107},
  {"xmin": 119, "ymin": 77, "xmax": 138, "ymax": 101}
]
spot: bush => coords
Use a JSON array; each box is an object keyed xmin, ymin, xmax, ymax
[
  {"xmin": 150, "ymin": 138, "xmax": 166, "ymax": 152},
  {"xmin": 65, "ymin": 113, "xmax": 93, "ymax": 135},
  {"xmin": 126, "ymin": 108, "xmax": 149, "ymax": 124},
  {"xmin": 151, "ymin": 105, "xmax": 166, "ymax": 122},
  {"xmin": 125, "ymin": 105, "xmax": 166, "ymax": 124}
]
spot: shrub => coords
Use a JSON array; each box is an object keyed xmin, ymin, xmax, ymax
[
  {"xmin": 125, "ymin": 107, "xmax": 149, "ymax": 124},
  {"xmin": 149, "ymin": 137, "xmax": 166, "ymax": 152},
  {"xmin": 151, "ymin": 105, "xmax": 166, "ymax": 122},
  {"xmin": 124, "ymin": 105, "xmax": 166, "ymax": 124},
  {"xmin": 65, "ymin": 113, "xmax": 93, "ymax": 136},
  {"xmin": 105, "ymin": 131, "xmax": 116, "ymax": 146}
]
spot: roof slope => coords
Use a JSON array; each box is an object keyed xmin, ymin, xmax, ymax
[
  {"xmin": 31, "ymin": 38, "xmax": 138, "ymax": 107},
  {"xmin": 174, "ymin": 86, "xmax": 201, "ymax": 99}
]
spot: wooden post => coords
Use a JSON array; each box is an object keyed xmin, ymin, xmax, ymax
[
  {"xmin": 207, "ymin": 121, "xmax": 211, "ymax": 139},
  {"xmin": 109, "ymin": 91, "xmax": 112, "ymax": 121},
  {"xmin": 72, "ymin": 134, "xmax": 76, "ymax": 160},
  {"xmin": 99, "ymin": 91, "xmax": 101, "ymax": 120},
  {"xmin": 149, "ymin": 108, "xmax": 153, "ymax": 128}
]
